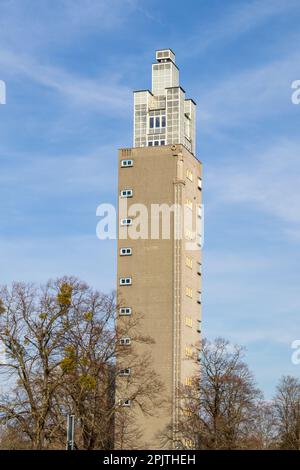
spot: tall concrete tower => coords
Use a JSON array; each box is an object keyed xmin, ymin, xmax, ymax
[{"xmin": 116, "ymin": 49, "xmax": 202, "ymax": 449}]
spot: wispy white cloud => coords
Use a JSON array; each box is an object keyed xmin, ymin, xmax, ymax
[
  {"xmin": 0, "ymin": 0, "xmax": 146, "ymax": 114},
  {"xmin": 206, "ymin": 138, "xmax": 300, "ymax": 236},
  {"xmin": 0, "ymin": 235, "xmax": 116, "ymax": 292},
  {"xmin": 285, "ymin": 228, "xmax": 300, "ymax": 242},
  {"xmin": 198, "ymin": 49, "xmax": 300, "ymax": 133},
  {"xmin": 204, "ymin": 251, "xmax": 276, "ymax": 275},
  {"xmin": 203, "ymin": 249, "xmax": 300, "ymax": 358},
  {"xmin": 183, "ymin": 0, "xmax": 300, "ymax": 57},
  {"xmin": 0, "ymin": 145, "xmax": 118, "ymax": 195},
  {"xmin": 227, "ymin": 327, "xmax": 299, "ymax": 347},
  {"xmin": 0, "ymin": 49, "xmax": 131, "ymax": 114},
  {"xmin": 0, "ymin": 0, "xmax": 139, "ymax": 51}
]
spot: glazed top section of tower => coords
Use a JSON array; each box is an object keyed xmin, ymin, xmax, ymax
[{"xmin": 133, "ymin": 49, "xmax": 196, "ymax": 155}]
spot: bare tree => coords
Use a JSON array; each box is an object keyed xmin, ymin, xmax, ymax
[
  {"xmin": 49, "ymin": 294, "xmax": 163, "ymax": 450},
  {"xmin": 273, "ymin": 375, "xmax": 300, "ymax": 450},
  {"xmin": 234, "ymin": 400, "xmax": 277, "ymax": 450},
  {"xmin": 0, "ymin": 277, "xmax": 164, "ymax": 450},
  {"xmin": 0, "ymin": 279, "xmax": 75, "ymax": 449},
  {"xmin": 172, "ymin": 338, "xmax": 263, "ymax": 450}
]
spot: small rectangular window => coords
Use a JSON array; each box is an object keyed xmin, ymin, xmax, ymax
[
  {"xmin": 119, "ymin": 368, "xmax": 131, "ymax": 376},
  {"xmin": 119, "ymin": 337, "xmax": 131, "ymax": 346},
  {"xmin": 120, "ymin": 189, "xmax": 133, "ymax": 198},
  {"xmin": 185, "ymin": 377, "xmax": 193, "ymax": 386},
  {"xmin": 120, "ymin": 247, "xmax": 132, "ymax": 256},
  {"xmin": 184, "ymin": 438, "xmax": 194, "ymax": 449},
  {"xmin": 119, "ymin": 399, "xmax": 131, "ymax": 407},
  {"xmin": 121, "ymin": 189, "xmax": 133, "ymax": 197},
  {"xmin": 148, "ymin": 141, "xmax": 153, "ymax": 146},
  {"xmin": 149, "ymin": 117, "xmax": 154, "ymax": 129},
  {"xmin": 186, "ymin": 169, "xmax": 193, "ymax": 182},
  {"xmin": 185, "ymin": 229, "xmax": 194, "ymax": 240},
  {"xmin": 155, "ymin": 116, "xmax": 160, "ymax": 128},
  {"xmin": 185, "ymin": 316, "xmax": 193, "ymax": 327},
  {"xmin": 185, "ymin": 347, "xmax": 193, "ymax": 358},
  {"xmin": 185, "ymin": 257, "xmax": 193, "ymax": 269},
  {"xmin": 119, "ymin": 307, "xmax": 132, "ymax": 316},
  {"xmin": 120, "ymin": 219, "xmax": 132, "ymax": 226},
  {"xmin": 119, "ymin": 278, "xmax": 132, "ymax": 286},
  {"xmin": 154, "ymin": 141, "xmax": 159, "ymax": 146},
  {"xmin": 121, "ymin": 159, "xmax": 133, "ymax": 167},
  {"xmin": 161, "ymin": 115, "xmax": 166, "ymax": 127},
  {"xmin": 185, "ymin": 287, "xmax": 193, "ymax": 298},
  {"xmin": 186, "ymin": 199, "xmax": 193, "ymax": 210},
  {"xmin": 160, "ymin": 140, "xmax": 165, "ymax": 145}
]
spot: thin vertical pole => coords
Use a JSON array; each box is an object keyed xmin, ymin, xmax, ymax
[{"xmin": 66, "ymin": 414, "xmax": 75, "ymax": 450}]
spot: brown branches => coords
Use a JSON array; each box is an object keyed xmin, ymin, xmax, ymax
[{"xmin": 0, "ymin": 277, "xmax": 164, "ymax": 450}]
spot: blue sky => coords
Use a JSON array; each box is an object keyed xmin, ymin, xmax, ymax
[{"xmin": 0, "ymin": 0, "xmax": 300, "ymax": 398}]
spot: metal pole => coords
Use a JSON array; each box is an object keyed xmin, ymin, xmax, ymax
[{"xmin": 66, "ymin": 414, "xmax": 75, "ymax": 450}]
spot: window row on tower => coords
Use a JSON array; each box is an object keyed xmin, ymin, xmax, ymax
[
  {"xmin": 118, "ymin": 156, "xmax": 134, "ymax": 389},
  {"xmin": 149, "ymin": 115, "xmax": 166, "ymax": 129},
  {"xmin": 148, "ymin": 139, "xmax": 165, "ymax": 146},
  {"xmin": 118, "ymin": 182, "xmax": 133, "ymax": 400}
]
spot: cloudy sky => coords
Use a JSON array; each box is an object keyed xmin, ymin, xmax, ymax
[{"xmin": 0, "ymin": 0, "xmax": 300, "ymax": 398}]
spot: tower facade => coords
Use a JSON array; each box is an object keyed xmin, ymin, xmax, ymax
[{"xmin": 116, "ymin": 50, "xmax": 202, "ymax": 449}]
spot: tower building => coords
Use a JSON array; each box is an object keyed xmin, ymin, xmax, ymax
[{"xmin": 116, "ymin": 49, "xmax": 202, "ymax": 449}]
